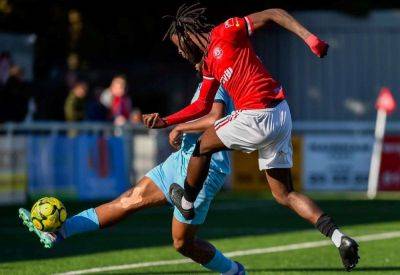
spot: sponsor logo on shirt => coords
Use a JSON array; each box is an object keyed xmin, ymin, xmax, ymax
[{"xmin": 220, "ymin": 67, "xmax": 233, "ymax": 84}]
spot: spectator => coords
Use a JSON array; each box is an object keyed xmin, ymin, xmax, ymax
[
  {"xmin": 0, "ymin": 65, "xmax": 31, "ymax": 122},
  {"xmin": 64, "ymin": 81, "xmax": 88, "ymax": 121},
  {"xmin": 102, "ymin": 75, "xmax": 132, "ymax": 125}
]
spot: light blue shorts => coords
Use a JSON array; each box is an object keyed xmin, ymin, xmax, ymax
[{"xmin": 146, "ymin": 151, "xmax": 226, "ymax": 225}]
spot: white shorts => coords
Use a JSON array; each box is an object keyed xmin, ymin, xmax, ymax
[{"xmin": 215, "ymin": 100, "xmax": 293, "ymax": 170}]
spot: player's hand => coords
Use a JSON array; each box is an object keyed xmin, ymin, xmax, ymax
[
  {"xmin": 169, "ymin": 127, "xmax": 183, "ymax": 150},
  {"xmin": 142, "ymin": 113, "xmax": 167, "ymax": 129},
  {"xmin": 306, "ymin": 35, "xmax": 329, "ymax": 58}
]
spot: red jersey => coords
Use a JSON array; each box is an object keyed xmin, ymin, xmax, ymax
[{"xmin": 165, "ymin": 16, "xmax": 286, "ymax": 126}]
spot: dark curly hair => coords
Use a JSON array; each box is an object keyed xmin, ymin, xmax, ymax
[{"xmin": 163, "ymin": 3, "xmax": 214, "ymax": 64}]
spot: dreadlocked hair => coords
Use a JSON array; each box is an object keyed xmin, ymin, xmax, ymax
[{"xmin": 163, "ymin": 2, "xmax": 214, "ymax": 64}]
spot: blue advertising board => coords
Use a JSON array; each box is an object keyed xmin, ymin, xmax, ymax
[{"xmin": 28, "ymin": 135, "xmax": 129, "ymax": 200}]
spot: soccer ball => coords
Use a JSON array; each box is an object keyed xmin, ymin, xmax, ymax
[{"xmin": 31, "ymin": 197, "xmax": 67, "ymax": 232}]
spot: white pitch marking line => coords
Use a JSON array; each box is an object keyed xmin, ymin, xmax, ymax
[{"xmin": 56, "ymin": 231, "xmax": 400, "ymax": 275}]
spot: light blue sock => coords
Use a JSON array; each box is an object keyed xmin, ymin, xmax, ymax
[
  {"xmin": 203, "ymin": 249, "xmax": 234, "ymax": 273},
  {"xmin": 60, "ymin": 208, "xmax": 100, "ymax": 238}
]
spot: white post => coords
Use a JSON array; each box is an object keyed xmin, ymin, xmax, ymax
[{"xmin": 367, "ymin": 109, "xmax": 387, "ymax": 199}]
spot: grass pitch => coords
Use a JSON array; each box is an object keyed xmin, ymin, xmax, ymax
[{"xmin": 1, "ymin": 192, "xmax": 400, "ymax": 274}]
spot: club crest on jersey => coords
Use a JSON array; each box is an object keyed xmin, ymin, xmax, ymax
[
  {"xmin": 213, "ymin": 47, "xmax": 223, "ymax": 59},
  {"xmin": 224, "ymin": 18, "xmax": 240, "ymax": 28},
  {"xmin": 220, "ymin": 67, "xmax": 233, "ymax": 84}
]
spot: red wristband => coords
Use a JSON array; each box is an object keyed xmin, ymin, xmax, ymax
[
  {"xmin": 305, "ymin": 34, "xmax": 319, "ymax": 48},
  {"xmin": 305, "ymin": 34, "xmax": 328, "ymax": 58}
]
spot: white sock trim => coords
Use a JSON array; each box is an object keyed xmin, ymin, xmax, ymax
[
  {"xmin": 181, "ymin": 197, "xmax": 193, "ymax": 210},
  {"xmin": 332, "ymin": 229, "xmax": 345, "ymax": 248}
]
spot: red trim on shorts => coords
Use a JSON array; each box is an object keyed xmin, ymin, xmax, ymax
[
  {"xmin": 215, "ymin": 118, "xmax": 231, "ymax": 131},
  {"xmin": 214, "ymin": 116, "xmax": 229, "ymax": 129},
  {"xmin": 215, "ymin": 110, "xmax": 242, "ymax": 131}
]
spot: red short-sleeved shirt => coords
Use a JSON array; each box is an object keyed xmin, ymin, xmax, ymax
[
  {"xmin": 164, "ymin": 16, "xmax": 286, "ymax": 126},
  {"xmin": 203, "ymin": 16, "xmax": 285, "ymax": 110}
]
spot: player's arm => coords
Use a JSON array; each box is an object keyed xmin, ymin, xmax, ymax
[
  {"xmin": 247, "ymin": 9, "xmax": 329, "ymax": 58},
  {"xmin": 143, "ymin": 77, "xmax": 220, "ymax": 129},
  {"xmin": 174, "ymin": 102, "xmax": 225, "ymax": 133},
  {"xmin": 169, "ymin": 101, "xmax": 225, "ymax": 149}
]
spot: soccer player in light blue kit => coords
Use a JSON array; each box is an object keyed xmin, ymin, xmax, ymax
[{"xmin": 19, "ymin": 63, "xmax": 246, "ymax": 275}]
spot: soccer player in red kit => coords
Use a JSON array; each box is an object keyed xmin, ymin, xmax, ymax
[{"xmin": 144, "ymin": 3, "xmax": 359, "ymax": 271}]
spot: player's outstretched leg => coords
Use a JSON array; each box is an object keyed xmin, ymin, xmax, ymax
[
  {"xmin": 170, "ymin": 127, "xmax": 227, "ymax": 220},
  {"xmin": 265, "ymin": 168, "xmax": 359, "ymax": 271},
  {"xmin": 19, "ymin": 177, "xmax": 167, "ymax": 248},
  {"xmin": 172, "ymin": 217, "xmax": 246, "ymax": 275}
]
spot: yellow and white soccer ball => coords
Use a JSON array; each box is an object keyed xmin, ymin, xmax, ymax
[{"xmin": 31, "ymin": 197, "xmax": 67, "ymax": 232}]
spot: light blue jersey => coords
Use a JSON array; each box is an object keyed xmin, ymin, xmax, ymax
[
  {"xmin": 146, "ymin": 84, "xmax": 234, "ymax": 225},
  {"xmin": 180, "ymin": 84, "xmax": 234, "ymax": 174}
]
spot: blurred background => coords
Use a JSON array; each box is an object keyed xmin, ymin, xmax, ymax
[
  {"xmin": 1, "ymin": 0, "xmax": 400, "ymax": 273},
  {"xmin": 1, "ymin": 0, "xmax": 399, "ymax": 203}
]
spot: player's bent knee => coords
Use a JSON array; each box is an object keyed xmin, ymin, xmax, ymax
[
  {"xmin": 173, "ymin": 238, "xmax": 184, "ymax": 252},
  {"xmin": 271, "ymin": 190, "xmax": 290, "ymax": 206},
  {"xmin": 173, "ymin": 237, "xmax": 194, "ymax": 255},
  {"xmin": 193, "ymin": 138, "xmax": 221, "ymax": 157},
  {"xmin": 200, "ymin": 145, "xmax": 215, "ymax": 156}
]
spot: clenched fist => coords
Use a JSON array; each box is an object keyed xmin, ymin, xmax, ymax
[
  {"xmin": 142, "ymin": 113, "xmax": 167, "ymax": 129},
  {"xmin": 306, "ymin": 35, "xmax": 329, "ymax": 58}
]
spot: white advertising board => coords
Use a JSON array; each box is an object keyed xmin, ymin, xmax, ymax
[
  {"xmin": 303, "ymin": 135, "xmax": 373, "ymax": 191},
  {"xmin": 0, "ymin": 136, "xmax": 27, "ymax": 204}
]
